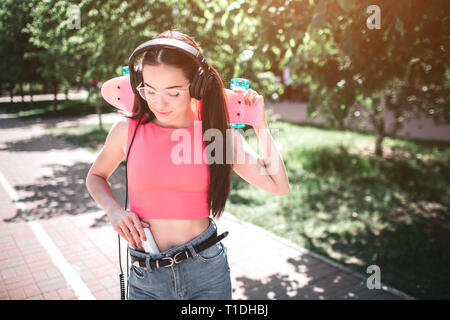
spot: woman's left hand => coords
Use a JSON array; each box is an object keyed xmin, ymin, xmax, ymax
[{"xmin": 243, "ymin": 89, "xmax": 267, "ymax": 130}]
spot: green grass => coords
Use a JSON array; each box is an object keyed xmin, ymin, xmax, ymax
[
  {"xmin": 2, "ymin": 99, "xmax": 115, "ymax": 154},
  {"xmin": 226, "ymin": 121, "xmax": 450, "ymax": 300},
  {"xmin": 48, "ymin": 123, "xmax": 111, "ymax": 154},
  {"xmin": 44, "ymin": 112, "xmax": 450, "ymax": 299}
]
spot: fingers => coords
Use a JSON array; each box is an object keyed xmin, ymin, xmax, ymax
[
  {"xmin": 118, "ymin": 223, "xmax": 136, "ymax": 249},
  {"xmin": 243, "ymin": 90, "xmax": 252, "ymax": 105},
  {"xmin": 130, "ymin": 215, "xmax": 147, "ymax": 243},
  {"xmin": 139, "ymin": 219, "xmax": 151, "ymax": 241},
  {"xmin": 110, "ymin": 210, "xmax": 151, "ymax": 249},
  {"xmin": 244, "ymin": 89, "xmax": 261, "ymax": 106},
  {"xmin": 123, "ymin": 216, "xmax": 142, "ymax": 248},
  {"xmin": 116, "ymin": 228, "xmax": 127, "ymax": 243}
]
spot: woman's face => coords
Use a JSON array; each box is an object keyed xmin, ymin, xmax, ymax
[{"xmin": 141, "ymin": 63, "xmax": 192, "ymax": 126}]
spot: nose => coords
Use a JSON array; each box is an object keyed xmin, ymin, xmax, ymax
[{"xmin": 152, "ymin": 93, "xmax": 168, "ymax": 107}]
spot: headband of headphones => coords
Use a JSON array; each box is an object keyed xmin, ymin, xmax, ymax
[{"xmin": 127, "ymin": 38, "xmax": 211, "ymax": 94}]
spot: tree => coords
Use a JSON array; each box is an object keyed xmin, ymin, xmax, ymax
[
  {"xmin": 0, "ymin": 0, "xmax": 41, "ymax": 103},
  {"xmin": 255, "ymin": 0, "xmax": 313, "ymax": 100},
  {"xmin": 27, "ymin": 0, "xmax": 78, "ymax": 111},
  {"xmin": 297, "ymin": 0, "xmax": 450, "ymax": 156}
]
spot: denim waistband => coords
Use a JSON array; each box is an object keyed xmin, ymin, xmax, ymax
[{"xmin": 128, "ymin": 218, "xmax": 217, "ymax": 261}]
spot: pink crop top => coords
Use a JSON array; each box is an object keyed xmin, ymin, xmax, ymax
[{"xmin": 126, "ymin": 118, "xmax": 210, "ymax": 220}]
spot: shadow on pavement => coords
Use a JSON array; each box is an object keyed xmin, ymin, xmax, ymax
[
  {"xmin": 232, "ymin": 255, "xmax": 390, "ymax": 300},
  {"xmin": 0, "ymin": 134, "xmax": 79, "ymax": 153},
  {"xmin": 3, "ymin": 159, "xmax": 125, "ymax": 228}
]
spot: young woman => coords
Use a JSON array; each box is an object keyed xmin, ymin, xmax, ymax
[{"xmin": 85, "ymin": 29, "xmax": 290, "ymax": 300}]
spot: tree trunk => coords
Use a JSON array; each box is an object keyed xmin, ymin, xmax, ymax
[
  {"xmin": 53, "ymin": 82, "xmax": 58, "ymax": 112},
  {"xmin": 20, "ymin": 83, "xmax": 24, "ymax": 102},
  {"xmin": 374, "ymin": 90, "xmax": 386, "ymax": 157},
  {"xmin": 96, "ymin": 94, "xmax": 103, "ymax": 131},
  {"xmin": 29, "ymin": 83, "xmax": 34, "ymax": 107},
  {"xmin": 375, "ymin": 130, "xmax": 384, "ymax": 157},
  {"xmin": 9, "ymin": 83, "xmax": 14, "ymax": 103}
]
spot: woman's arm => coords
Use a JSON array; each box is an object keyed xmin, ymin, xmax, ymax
[
  {"xmin": 253, "ymin": 122, "xmax": 290, "ymax": 195},
  {"xmin": 85, "ymin": 119, "xmax": 149, "ymax": 248},
  {"xmin": 231, "ymin": 90, "xmax": 290, "ymax": 195}
]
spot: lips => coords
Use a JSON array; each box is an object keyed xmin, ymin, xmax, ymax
[{"xmin": 156, "ymin": 111, "xmax": 171, "ymax": 116}]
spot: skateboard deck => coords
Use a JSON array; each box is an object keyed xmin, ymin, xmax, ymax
[{"xmin": 101, "ymin": 75, "xmax": 263, "ymax": 127}]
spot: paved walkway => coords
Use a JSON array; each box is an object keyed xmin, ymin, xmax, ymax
[{"xmin": 0, "ymin": 113, "xmax": 415, "ymax": 300}]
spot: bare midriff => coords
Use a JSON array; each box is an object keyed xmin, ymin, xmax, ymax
[{"xmin": 141, "ymin": 217, "xmax": 210, "ymax": 252}]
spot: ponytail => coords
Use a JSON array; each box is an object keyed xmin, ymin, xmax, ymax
[{"xmin": 200, "ymin": 66, "xmax": 233, "ymax": 219}]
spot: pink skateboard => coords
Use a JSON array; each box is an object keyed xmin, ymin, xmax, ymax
[
  {"xmin": 101, "ymin": 75, "xmax": 263, "ymax": 127},
  {"xmin": 101, "ymin": 75, "xmax": 135, "ymax": 113},
  {"xmin": 223, "ymin": 88, "xmax": 263, "ymax": 128}
]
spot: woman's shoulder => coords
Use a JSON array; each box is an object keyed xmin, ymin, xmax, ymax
[
  {"xmin": 114, "ymin": 115, "xmax": 142, "ymax": 132},
  {"xmin": 109, "ymin": 117, "xmax": 129, "ymax": 156},
  {"xmin": 113, "ymin": 117, "xmax": 129, "ymax": 132}
]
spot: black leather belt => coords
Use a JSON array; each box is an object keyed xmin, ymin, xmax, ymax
[{"xmin": 130, "ymin": 231, "xmax": 228, "ymax": 269}]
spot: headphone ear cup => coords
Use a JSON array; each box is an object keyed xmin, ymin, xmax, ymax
[
  {"xmin": 130, "ymin": 65, "xmax": 142, "ymax": 94},
  {"xmin": 199, "ymin": 69, "xmax": 214, "ymax": 99},
  {"xmin": 190, "ymin": 66, "xmax": 204, "ymax": 100},
  {"xmin": 190, "ymin": 66, "xmax": 213, "ymax": 100}
]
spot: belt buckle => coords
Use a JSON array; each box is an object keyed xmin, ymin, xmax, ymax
[
  {"xmin": 173, "ymin": 251, "xmax": 185, "ymax": 264},
  {"xmin": 159, "ymin": 257, "xmax": 174, "ymax": 268},
  {"xmin": 158, "ymin": 252, "xmax": 185, "ymax": 268}
]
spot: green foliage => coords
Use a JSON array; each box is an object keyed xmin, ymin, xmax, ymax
[
  {"xmin": 0, "ymin": 0, "xmax": 41, "ymax": 95},
  {"xmin": 298, "ymin": 0, "xmax": 450, "ymax": 153},
  {"xmin": 1, "ymin": 0, "xmax": 448, "ymax": 147}
]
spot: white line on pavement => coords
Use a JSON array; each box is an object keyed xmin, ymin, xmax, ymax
[{"xmin": 0, "ymin": 169, "xmax": 95, "ymax": 300}]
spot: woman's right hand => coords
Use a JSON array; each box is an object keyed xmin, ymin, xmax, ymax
[{"xmin": 108, "ymin": 208, "xmax": 150, "ymax": 249}]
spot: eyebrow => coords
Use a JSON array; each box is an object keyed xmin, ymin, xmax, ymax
[{"xmin": 144, "ymin": 82, "xmax": 183, "ymax": 89}]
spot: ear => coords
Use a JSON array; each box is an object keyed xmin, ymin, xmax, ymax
[{"xmin": 190, "ymin": 97, "xmax": 202, "ymax": 121}]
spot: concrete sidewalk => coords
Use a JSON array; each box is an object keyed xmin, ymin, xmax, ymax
[{"xmin": 0, "ymin": 113, "xmax": 415, "ymax": 300}]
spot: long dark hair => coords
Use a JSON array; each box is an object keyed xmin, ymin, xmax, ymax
[{"xmin": 119, "ymin": 29, "xmax": 233, "ymax": 219}]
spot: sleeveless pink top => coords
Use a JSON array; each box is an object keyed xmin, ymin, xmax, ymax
[{"xmin": 126, "ymin": 117, "xmax": 210, "ymax": 220}]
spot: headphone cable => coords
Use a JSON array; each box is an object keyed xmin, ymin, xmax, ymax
[{"xmin": 119, "ymin": 116, "xmax": 143, "ymax": 300}]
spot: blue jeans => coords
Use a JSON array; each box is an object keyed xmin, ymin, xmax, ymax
[{"xmin": 127, "ymin": 218, "xmax": 232, "ymax": 300}]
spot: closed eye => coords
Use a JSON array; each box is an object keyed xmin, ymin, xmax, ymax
[{"xmin": 167, "ymin": 90, "xmax": 180, "ymax": 97}]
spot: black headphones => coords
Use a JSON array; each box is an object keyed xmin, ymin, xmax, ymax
[{"xmin": 128, "ymin": 38, "xmax": 214, "ymax": 100}]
